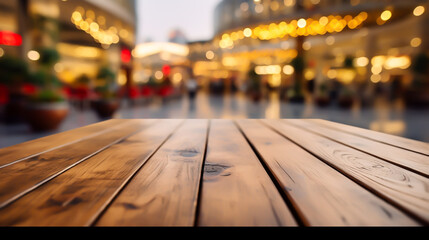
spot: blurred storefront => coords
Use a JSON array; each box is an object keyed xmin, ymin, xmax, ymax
[
  {"xmin": 0, "ymin": 0, "xmax": 136, "ymax": 91},
  {"xmin": 196, "ymin": 0, "xmax": 429, "ymax": 106}
]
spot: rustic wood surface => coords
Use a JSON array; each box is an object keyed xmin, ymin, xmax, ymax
[{"xmin": 0, "ymin": 119, "xmax": 428, "ymax": 226}]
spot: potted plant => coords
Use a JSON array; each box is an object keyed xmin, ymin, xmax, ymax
[
  {"xmin": 287, "ymin": 55, "xmax": 305, "ymax": 103},
  {"xmin": 25, "ymin": 47, "xmax": 69, "ymax": 131},
  {"xmin": 315, "ymin": 81, "xmax": 331, "ymax": 107},
  {"xmin": 404, "ymin": 52, "xmax": 429, "ymax": 107},
  {"xmin": 0, "ymin": 56, "xmax": 31, "ymax": 124},
  {"xmin": 92, "ymin": 66, "xmax": 120, "ymax": 119},
  {"xmin": 72, "ymin": 74, "xmax": 93, "ymax": 110},
  {"xmin": 247, "ymin": 65, "xmax": 263, "ymax": 102}
]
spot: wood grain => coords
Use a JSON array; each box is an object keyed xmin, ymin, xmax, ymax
[
  {"xmin": 197, "ymin": 120, "xmax": 297, "ymax": 226},
  {"xmin": 0, "ymin": 120, "xmax": 183, "ymax": 226},
  {"xmin": 0, "ymin": 119, "xmax": 124, "ymax": 168},
  {"xmin": 236, "ymin": 119, "xmax": 419, "ymax": 226},
  {"xmin": 311, "ymin": 119, "xmax": 429, "ymax": 156},
  {"xmin": 96, "ymin": 119, "xmax": 209, "ymax": 226},
  {"xmin": 285, "ymin": 119, "xmax": 429, "ymax": 177},
  {"xmin": 0, "ymin": 119, "xmax": 155, "ymax": 209},
  {"xmin": 263, "ymin": 119, "xmax": 429, "ymax": 224}
]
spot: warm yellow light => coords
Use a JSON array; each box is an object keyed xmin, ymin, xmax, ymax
[
  {"xmin": 327, "ymin": 69, "xmax": 337, "ymax": 79},
  {"xmin": 283, "ymin": 65, "xmax": 294, "ymax": 75},
  {"xmin": 206, "ymin": 50, "xmax": 215, "ymax": 60},
  {"xmin": 302, "ymin": 41, "xmax": 311, "ymax": 50},
  {"xmin": 371, "ymin": 56, "xmax": 386, "ymax": 66},
  {"xmin": 297, "ymin": 18, "xmax": 307, "ymax": 28},
  {"xmin": 120, "ymin": 29, "xmax": 129, "ymax": 38},
  {"xmin": 243, "ymin": 28, "xmax": 252, "ymax": 37},
  {"xmin": 89, "ymin": 22, "xmax": 99, "ymax": 32},
  {"xmin": 97, "ymin": 16, "xmax": 106, "ymax": 25},
  {"xmin": 0, "ymin": 48, "xmax": 4, "ymax": 58},
  {"xmin": 410, "ymin": 37, "xmax": 422, "ymax": 47},
  {"xmin": 355, "ymin": 57, "xmax": 369, "ymax": 67},
  {"xmin": 413, "ymin": 6, "xmax": 425, "ymax": 16},
  {"xmin": 284, "ymin": 0, "xmax": 295, "ymax": 7},
  {"xmin": 337, "ymin": 69, "xmax": 356, "ymax": 84},
  {"xmin": 319, "ymin": 16, "xmax": 329, "ymax": 26},
  {"xmin": 86, "ymin": 10, "xmax": 95, "ymax": 19},
  {"xmin": 172, "ymin": 73, "xmax": 183, "ymax": 84},
  {"xmin": 268, "ymin": 74, "xmax": 282, "ymax": 87},
  {"xmin": 117, "ymin": 70, "xmax": 127, "ymax": 86},
  {"xmin": 255, "ymin": 4, "xmax": 264, "ymax": 13},
  {"xmin": 325, "ymin": 36, "xmax": 335, "ymax": 45},
  {"xmin": 371, "ymin": 65, "xmax": 382, "ymax": 75},
  {"xmin": 155, "ymin": 71, "xmax": 164, "ymax": 80},
  {"xmin": 304, "ymin": 69, "xmax": 315, "ymax": 80},
  {"xmin": 27, "ymin": 50, "xmax": 40, "ymax": 61},
  {"xmin": 384, "ymin": 56, "xmax": 411, "ymax": 70},
  {"xmin": 79, "ymin": 21, "xmax": 89, "ymax": 31},
  {"xmin": 72, "ymin": 11, "xmax": 82, "ymax": 22},
  {"xmin": 380, "ymin": 10, "xmax": 392, "ymax": 21},
  {"xmin": 270, "ymin": 1, "xmax": 280, "ymax": 11},
  {"xmin": 255, "ymin": 65, "xmax": 282, "ymax": 75},
  {"xmin": 54, "ymin": 63, "xmax": 64, "ymax": 73},
  {"xmin": 371, "ymin": 74, "xmax": 381, "ymax": 83}
]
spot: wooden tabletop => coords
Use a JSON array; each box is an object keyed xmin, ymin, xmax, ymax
[{"xmin": 0, "ymin": 119, "xmax": 428, "ymax": 227}]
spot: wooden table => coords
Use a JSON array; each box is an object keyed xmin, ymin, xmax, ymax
[{"xmin": 0, "ymin": 119, "xmax": 428, "ymax": 227}]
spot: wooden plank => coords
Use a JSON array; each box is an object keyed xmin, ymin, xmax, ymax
[
  {"xmin": 196, "ymin": 120, "xmax": 297, "ymax": 226},
  {"xmin": 236, "ymin": 120, "xmax": 419, "ymax": 226},
  {"xmin": 263, "ymin": 119, "xmax": 429, "ymax": 224},
  {"xmin": 0, "ymin": 119, "xmax": 155, "ymax": 209},
  {"xmin": 285, "ymin": 119, "xmax": 429, "ymax": 177},
  {"xmin": 0, "ymin": 120, "xmax": 183, "ymax": 226},
  {"xmin": 311, "ymin": 119, "xmax": 429, "ymax": 156},
  {"xmin": 96, "ymin": 119, "xmax": 209, "ymax": 226},
  {"xmin": 0, "ymin": 119, "xmax": 125, "ymax": 167}
]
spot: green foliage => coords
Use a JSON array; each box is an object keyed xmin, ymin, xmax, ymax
[
  {"xmin": 76, "ymin": 74, "xmax": 92, "ymax": 85},
  {"xmin": 247, "ymin": 64, "xmax": 261, "ymax": 92},
  {"xmin": 344, "ymin": 55, "xmax": 355, "ymax": 69},
  {"xmin": 38, "ymin": 47, "xmax": 60, "ymax": 67},
  {"xmin": 146, "ymin": 76, "xmax": 159, "ymax": 87},
  {"xmin": 95, "ymin": 67, "xmax": 118, "ymax": 100},
  {"xmin": 30, "ymin": 89, "xmax": 65, "ymax": 103},
  {"xmin": 0, "ymin": 56, "xmax": 29, "ymax": 85},
  {"xmin": 28, "ymin": 70, "xmax": 62, "ymax": 88},
  {"xmin": 291, "ymin": 55, "xmax": 305, "ymax": 72}
]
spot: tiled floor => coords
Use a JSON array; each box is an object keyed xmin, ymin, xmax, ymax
[{"xmin": 1, "ymin": 91, "xmax": 428, "ymax": 149}]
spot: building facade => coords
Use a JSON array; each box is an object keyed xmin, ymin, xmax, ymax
[
  {"xmin": 206, "ymin": 0, "xmax": 429, "ymax": 102},
  {"xmin": 0, "ymin": 0, "xmax": 137, "ymax": 88}
]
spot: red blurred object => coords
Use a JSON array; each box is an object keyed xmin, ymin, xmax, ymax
[
  {"xmin": 121, "ymin": 48, "xmax": 131, "ymax": 63},
  {"xmin": 74, "ymin": 86, "xmax": 91, "ymax": 100},
  {"xmin": 158, "ymin": 86, "xmax": 173, "ymax": 97},
  {"xmin": 128, "ymin": 86, "xmax": 140, "ymax": 99},
  {"xmin": 162, "ymin": 65, "xmax": 171, "ymax": 76},
  {"xmin": 21, "ymin": 83, "xmax": 37, "ymax": 96},
  {"xmin": 141, "ymin": 86, "xmax": 153, "ymax": 97},
  {"xmin": 62, "ymin": 86, "xmax": 72, "ymax": 98},
  {"xmin": 0, "ymin": 84, "xmax": 9, "ymax": 105},
  {"xmin": 0, "ymin": 31, "xmax": 22, "ymax": 46}
]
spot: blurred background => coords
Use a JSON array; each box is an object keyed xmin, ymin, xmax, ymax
[{"xmin": 0, "ymin": 0, "xmax": 429, "ymax": 148}]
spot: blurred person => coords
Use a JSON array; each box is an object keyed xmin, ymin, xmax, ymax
[{"xmin": 186, "ymin": 75, "xmax": 198, "ymax": 100}]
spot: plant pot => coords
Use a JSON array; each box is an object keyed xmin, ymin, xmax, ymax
[
  {"xmin": 404, "ymin": 89, "xmax": 429, "ymax": 108},
  {"xmin": 315, "ymin": 96, "xmax": 331, "ymax": 107},
  {"xmin": 25, "ymin": 102, "xmax": 69, "ymax": 132},
  {"xmin": 92, "ymin": 100, "xmax": 120, "ymax": 119},
  {"xmin": 2, "ymin": 99, "xmax": 26, "ymax": 124},
  {"xmin": 338, "ymin": 97, "xmax": 354, "ymax": 109}
]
